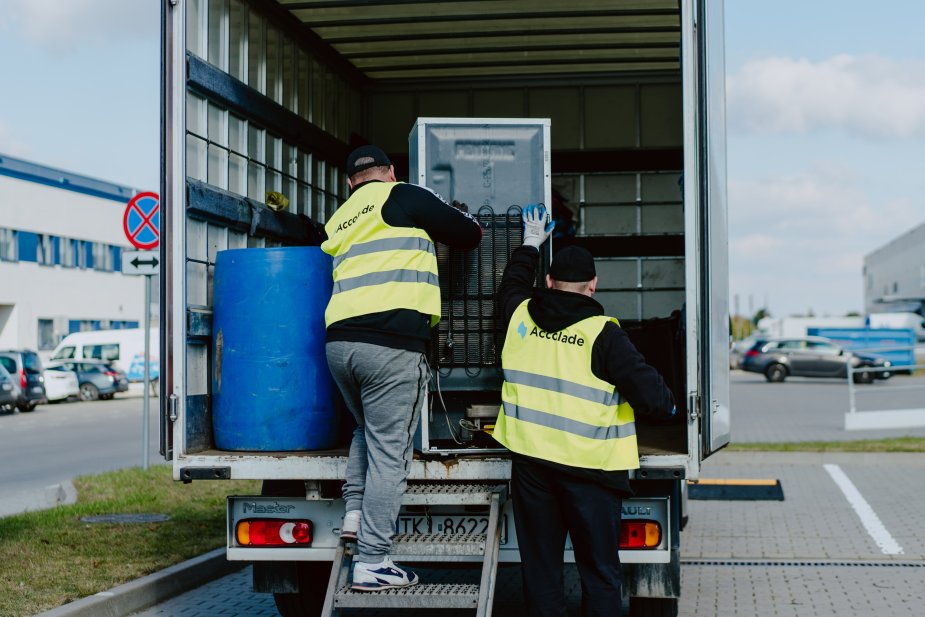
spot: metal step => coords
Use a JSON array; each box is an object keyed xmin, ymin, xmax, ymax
[
  {"xmin": 391, "ymin": 532, "xmax": 486, "ymax": 558},
  {"xmin": 402, "ymin": 483, "xmax": 507, "ymax": 506},
  {"xmin": 322, "ymin": 486, "xmax": 506, "ymax": 616},
  {"xmin": 334, "ymin": 583, "xmax": 480, "ymax": 609}
]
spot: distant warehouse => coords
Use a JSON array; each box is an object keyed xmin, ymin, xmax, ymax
[
  {"xmin": 863, "ymin": 220, "xmax": 925, "ymax": 316},
  {"xmin": 0, "ymin": 154, "xmax": 149, "ymax": 355}
]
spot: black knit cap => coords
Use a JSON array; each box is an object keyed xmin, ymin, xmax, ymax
[
  {"xmin": 346, "ymin": 145, "xmax": 392, "ymax": 176},
  {"xmin": 549, "ymin": 246, "xmax": 596, "ymax": 282}
]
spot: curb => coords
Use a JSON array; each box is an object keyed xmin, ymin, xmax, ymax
[
  {"xmin": 0, "ymin": 481, "xmax": 77, "ymax": 519},
  {"xmin": 34, "ymin": 548, "xmax": 245, "ymax": 617}
]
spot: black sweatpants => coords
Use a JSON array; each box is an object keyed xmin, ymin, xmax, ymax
[{"xmin": 511, "ymin": 456, "xmax": 624, "ymax": 617}]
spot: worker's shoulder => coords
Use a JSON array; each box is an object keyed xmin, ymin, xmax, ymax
[{"xmin": 389, "ymin": 181, "xmax": 449, "ymax": 204}]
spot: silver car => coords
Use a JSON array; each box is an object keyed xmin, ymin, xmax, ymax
[{"xmin": 740, "ymin": 336, "xmax": 892, "ymax": 383}]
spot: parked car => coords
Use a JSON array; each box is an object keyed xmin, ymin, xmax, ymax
[
  {"xmin": 740, "ymin": 336, "xmax": 892, "ymax": 383},
  {"xmin": 0, "ymin": 363, "xmax": 20, "ymax": 413},
  {"xmin": 43, "ymin": 366, "xmax": 80, "ymax": 402},
  {"xmin": 730, "ymin": 336, "xmax": 768, "ymax": 369},
  {"xmin": 44, "ymin": 360, "xmax": 126, "ymax": 401},
  {"xmin": 0, "ymin": 349, "xmax": 46, "ymax": 411}
]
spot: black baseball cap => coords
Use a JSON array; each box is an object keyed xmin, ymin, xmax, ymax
[
  {"xmin": 346, "ymin": 145, "xmax": 391, "ymax": 176},
  {"xmin": 549, "ymin": 246, "xmax": 596, "ymax": 282}
]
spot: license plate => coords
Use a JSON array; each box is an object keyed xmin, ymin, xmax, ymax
[
  {"xmin": 397, "ymin": 514, "xmax": 508, "ymax": 544},
  {"xmin": 32, "ymin": 386, "xmax": 44, "ymax": 393}
]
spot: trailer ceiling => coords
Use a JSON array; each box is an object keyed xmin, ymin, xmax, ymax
[{"xmin": 278, "ymin": 0, "xmax": 681, "ymax": 82}]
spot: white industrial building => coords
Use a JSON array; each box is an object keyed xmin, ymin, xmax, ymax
[
  {"xmin": 0, "ymin": 154, "xmax": 150, "ymax": 354},
  {"xmin": 863, "ymin": 221, "xmax": 925, "ymax": 316}
]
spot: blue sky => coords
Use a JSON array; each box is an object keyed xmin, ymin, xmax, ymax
[{"xmin": 1, "ymin": 1, "xmax": 923, "ymax": 318}]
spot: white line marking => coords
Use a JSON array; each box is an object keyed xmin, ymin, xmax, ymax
[{"xmin": 824, "ymin": 463, "xmax": 903, "ymax": 555}]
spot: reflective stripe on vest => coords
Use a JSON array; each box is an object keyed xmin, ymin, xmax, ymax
[
  {"xmin": 321, "ymin": 182, "xmax": 441, "ymax": 327},
  {"xmin": 503, "ymin": 368, "xmax": 624, "ymax": 407},
  {"xmin": 500, "ymin": 401, "xmax": 636, "ymax": 441},
  {"xmin": 494, "ymin": 300, "xmax": 639, "ymax": 471}
]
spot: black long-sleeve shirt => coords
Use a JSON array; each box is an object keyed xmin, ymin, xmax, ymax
[
  {"xmin": 325, "ymin": 181, "xmax": 482, "ymax": 353},
  {"xmin": 498, "ymin": 245, "xmax": 676, "ymax": 493}
]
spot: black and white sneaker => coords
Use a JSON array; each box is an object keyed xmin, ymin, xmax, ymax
[{"xmin": 351, "ymin": 557, "xmax": 419, "ymax": 591}]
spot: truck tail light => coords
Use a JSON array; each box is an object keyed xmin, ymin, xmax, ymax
[
  {"xmin": 619, "ymin": 520, "xmax": 661, "ymax": 549},
  {"xmin": 236, "ymin": 519, "xmax": 312, "ymax": 546},
  {"xmin": 19, "ymin": 370, "xmax": 26, "ymax": 390}
]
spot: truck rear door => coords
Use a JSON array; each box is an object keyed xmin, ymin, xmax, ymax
[{"xmin": 682, "ymin": 0, "xmax": 731, "ymax": 459}]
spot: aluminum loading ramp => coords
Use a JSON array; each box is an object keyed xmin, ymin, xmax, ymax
[{"xmin": 321, "ymin": 484, "xmax": 507, "ymax": 616}]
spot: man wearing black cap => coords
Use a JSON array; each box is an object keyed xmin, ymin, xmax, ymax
[
  {"xmin": 321, "ymin": 144, "xmax": 481, "ymax": 591},
  {"xmin": 493, "ymin": 205, "xmax": 676, "ymax": 617}
]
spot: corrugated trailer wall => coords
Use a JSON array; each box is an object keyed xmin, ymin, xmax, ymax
[{"xmin": 178, "ymin": 0, "xmax": 362, "ymax": 452}]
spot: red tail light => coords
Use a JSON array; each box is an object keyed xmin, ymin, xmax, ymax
[
  {"xmin": 104, "ymin": 371, "xmax": 119, "ymax": 377},
  {"xmin": 744, "ymin": 349, "xmax": 760, "ymax": 358},
  {"xmin": 19, "ymin": 370, "xmax": 26, "ymax": 390},
  {"xmin": 236, "ymin": 519, "xmax": 312, "ymax": 546},
  {"xmin": 619, "ymin": 520, "xmax": 661, "ymax": 549}
]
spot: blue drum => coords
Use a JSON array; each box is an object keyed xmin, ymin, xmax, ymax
[{"xmin": 212, "ymin": 246, "xmax": 337, "ymax": 451}]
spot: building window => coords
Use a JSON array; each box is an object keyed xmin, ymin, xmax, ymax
[
  {"xmin": 37, "ymin": 319, "xmax": 57, "ymax": 350},
  {"xmin": 82, "ymin": 241, "xmax": 93, "ymax": 269},
  {"xmin": 17, "ymin": 231, "xmax": 38, "ymax": 262},
  {"xmin": 111, "ymin": 246, "xmax": 122, "ymax": 272},
  {"xmin": 0, "ymin": 228, "xmax": 16, "ymax": 261},
  {"xmin": 37, "ymin": 235, "xmax": 55, "ymax": 266},
  {"xmin": 92, "ymin": 242, "xmax": 111, "ymax": 271}
]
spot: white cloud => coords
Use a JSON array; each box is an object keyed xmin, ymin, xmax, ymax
[
  {"xmin": 727, "ymin": 54, "xmax": 925, "ymax": 139},
  {"xmin": 728, "ymin": 165, "xmax": 924, "ymax": 316},
  {"xmin": 3, "ymin": 0, "xmax": 154, "ymax": 51}
]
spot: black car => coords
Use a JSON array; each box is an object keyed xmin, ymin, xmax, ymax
[
  {"xmin": 740, "ymin": 336, "xmax": 892, "ymax": 383},
  {"xmin": 0, "ymin": 349, "xmax": 46, "ymax": 411},
  {"xmin": 0, "ymin": 363, "xmax": 20, "ymax": 413}
]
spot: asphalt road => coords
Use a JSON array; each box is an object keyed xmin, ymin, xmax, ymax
[
  {"xmin": 0, "ymin": 390, "xmax": 161, "ymax": 517},
  {"xmin": 730, "ymin": 370, "xmax": 925, "ymax": 442}
]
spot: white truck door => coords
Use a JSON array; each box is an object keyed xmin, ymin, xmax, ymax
[
  {"xmin": 682, "ymin": 0, "xmax": 731, "ymax": 459},
  {"xmin": 160, "ymin": 0, "xmax": 187, "ymax": 461}
]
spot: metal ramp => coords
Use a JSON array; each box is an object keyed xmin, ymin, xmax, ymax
[{"xmin": 320, "ymin": 484, "xmax": 507, "ymax": 616}]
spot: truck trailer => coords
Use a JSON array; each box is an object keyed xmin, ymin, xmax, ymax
[{"xmin": 160, "ymin": 1, "xmax": 730, "ymax": 615}]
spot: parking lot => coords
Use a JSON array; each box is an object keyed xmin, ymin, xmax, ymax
[{"xmin": 120, "ymin": 372, "xmax": 925, "ymax": 617}]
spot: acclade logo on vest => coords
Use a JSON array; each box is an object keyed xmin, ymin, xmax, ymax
[
  {"xmin": 334, "ymin": 204, "xmax": 376, "ymax": 234},
  {"xmin": 517, "ymin": 321, "xmax": 585, "ymax": 347}
]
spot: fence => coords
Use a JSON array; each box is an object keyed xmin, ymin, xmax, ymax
[{"xmin": 846, "ymin": 344, "xmax": 925, "ymax": 430}]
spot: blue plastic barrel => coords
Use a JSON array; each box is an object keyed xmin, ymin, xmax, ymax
[{"xmin": 212, "ymin": 246, "xmax": 337, "ymax": 451}]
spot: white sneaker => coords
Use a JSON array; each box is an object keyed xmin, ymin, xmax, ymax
[
  {"xmin": 351, "ymin": 557, "xmax": 419, "ymax": 591},
  {"xmin": 341, "ymin": 510, "xmax": 360, "ymax": 540}
]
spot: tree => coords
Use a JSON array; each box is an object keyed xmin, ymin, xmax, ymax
[{"xmin": 752, "ymin": 308, "xmax": 770, "ymax": 325}]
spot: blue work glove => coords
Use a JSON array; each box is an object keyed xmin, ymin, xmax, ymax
[{"xmin": 522, "ymin": 204, "xmax": 555, "ymax": 248}]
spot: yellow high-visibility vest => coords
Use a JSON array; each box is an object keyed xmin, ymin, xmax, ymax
[
  {"xmin": 321, "ymin": 182, "xmax": 441, "ymax": 328},
  {"xmin": 494, "ymin": 299, "xmax": 639, "ymax": 471}
]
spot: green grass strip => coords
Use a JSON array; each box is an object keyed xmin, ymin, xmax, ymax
[
  {"xmin": 726, "ymin": 437, "xmax": 925, "ymax": 453},
  {"xmin": 0, "ymin": 466, "xmax": 259, "ymax": 617}
]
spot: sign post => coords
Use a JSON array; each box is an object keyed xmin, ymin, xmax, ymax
[{"xmin": 123, "ymin": 193, "xmax": 160, "ymax": 470}]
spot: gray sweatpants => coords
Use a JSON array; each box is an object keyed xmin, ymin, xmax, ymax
[{"xmin": 325, "ymin": 340, "xmax": 428, "ymax": 563}]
